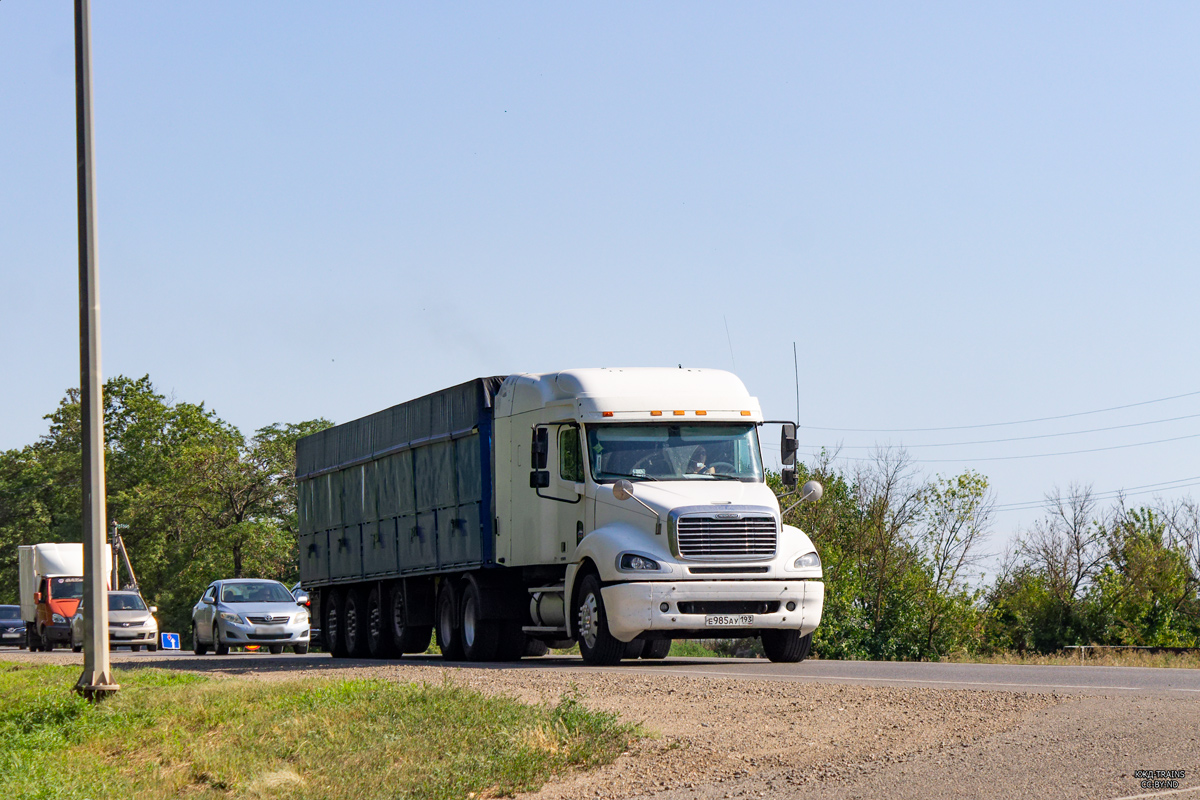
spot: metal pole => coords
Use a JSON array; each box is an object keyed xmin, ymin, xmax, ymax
[{"xmin": 74, "ymin": 0, "xmax": 117, "ymax": 699}]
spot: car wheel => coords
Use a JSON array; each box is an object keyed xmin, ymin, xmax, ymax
[
  {"xmin": 213, "ymin": 624, "xmax": 230, "ymax": 656},
  {"xmin": 268, "ymin": 644, "xmax": 284, "ymax": 655},
  {"xmin": 131, "ymin": 645, "xmax": 141, "ymax": 652},
  {"xmin": 72, "ymin": 644, "xmax": 83, "ymax": 653},
  {"xmin": 575, "ymin": 573, "xmax": 624, "ymax": 666},
  {"xmin": 192, "ymin": 624, "xmax": 208, "ymax": 656},
  {"xmin": 761, "ymin": 630, "xmax": 811, "ymax": 663},
  {"xmin": 460, "ymin": 581, "xmax": 500, "ymax": 662},
  {"xmin": 343, "ymin": 587, "xmax": 370, "ymax": 658},
  {"xmin": 149, "ymin": 643, "xmax": 158, "ymax": 652},
  {"xmin": 642, "ymin": 638, "xmax": 671, "ymax": 659},
  {"xmin": 435, "ymin": 579, "xmax": 463, "ymax": 661},
  {"xmin": 292, "ymin": 643, "xmax": 310, "ymax": 655}
]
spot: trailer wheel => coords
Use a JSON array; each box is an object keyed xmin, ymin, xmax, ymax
[
  {"xmin": 460, "ymin": 581, "xmax": 499, "ymax": 662},
  {"xmin": 575, "ymin": 573, "xmax": 624, "ymax": 666},
  {"xmin": 761, "ymin": 630, "xmax": 811, "ymax": 663},
  {"xmin": 435, "ymin": 580, "xmax": 464, "ymax": 660},
  {"xmin": 324, "ymin": 589, "xmax": 347, "ymax": 657},
  {"xmin": 388, "ymin": 583, "xmax": 433, "ymax": 655},
  {"xmin": 494, "ymin": 622, "xmax": 528, "ymax": 661},
  {"xmin": 642, "ymin": 639, "xmax": 671, "ymax": 659},
  {"xmin": 192, "ymin": 624, "xmax": 208, "ymax": 656},
  {"xmin": 366, "ymin": 585, "xmax": 396, "ymax": 658},
  {"xmin": 343, "ymin": 587, "xmax": 370, "ymax": 658}
]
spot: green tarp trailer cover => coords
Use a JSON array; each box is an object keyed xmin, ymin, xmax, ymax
[{"xmin": 295, "ymin": 377, "xmax": 506, "ymax": 588}]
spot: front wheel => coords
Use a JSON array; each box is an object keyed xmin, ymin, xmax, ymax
[
  {"xmin": 761, "ymin": 630, "xmax": 812, "ymax": 663},
  {"xmin": 268, "ymin": 644, "xmax": 284, "ymax": 655},
  {"xmin": 213, "ymin": 625, "xmax": 230, "ymax": 656},
  {"xmin": 131, "ymin": 645, "xmax": 141, "ymax": 652},
  {"xmin": 575, "ymin": 574, "xmax": 624, "ymax": 666},
  {"xmin": 293, "ymin": 643, "xmax": 310, "ymax": 655},
  {"xmin": 192, "ymin": 624, "xmax": 208, "ymax": 656},
  {"xmin": 72, "ymin": 644, "xmax": 83, "ymax": 653}
]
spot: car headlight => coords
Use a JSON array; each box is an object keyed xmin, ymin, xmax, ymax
[
  {"xmin": 619, "ymin": 552, "xmax": 661, "ymax": 571},
  {"xmin": 794, "ymin": 551, "xmax": 821, "ymax": 571},
  {"xmin": 144, "ymin": 618, "xmax": 157, "ymax": 628},
  {"xmin": 52, "ymin": 613, "xmax": 67, "ymax": 624},
  {"xmin": 218, "ymin": 611, "xmax": 243, "ymax": 624},
  {"xmin": 292, "ymin": 612, "xmax": 309, "ymax": 624}
]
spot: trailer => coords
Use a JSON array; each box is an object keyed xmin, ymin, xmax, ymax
[{"xmin": 296, "ymin": 369, "xmax": 825, "ymax": 665}]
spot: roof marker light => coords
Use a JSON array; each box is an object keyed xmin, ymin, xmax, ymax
[
  {"xmin": 673, "ymin": 410, "xmax": 685, "ymax": 416},
  {"xmin": 695, "ymin": 410, "xmax": 707, "ymax": 416},
  {"xmin": 602, "ymin": 411, "xmax": 614, "ymax": 417},
  {"xmin": 741, "ymin": 410, "xmax": 752, "ymax": 416},
  {"xmin": 650, "ymin": 410, "xmax": 662, "ymax": 417}
]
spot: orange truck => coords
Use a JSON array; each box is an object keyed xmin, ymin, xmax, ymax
[{"xmin": 18, "ymin": 543, "xmax": 111, "ymax": 651}]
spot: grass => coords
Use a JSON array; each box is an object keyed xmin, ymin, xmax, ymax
[
  {"xmin": 0, "ymin": 661, "xmax": 638, "ymax": 800},
  {"xmin": 946, "ymin": 649, "xmax": 1200, "ymax": 669}
]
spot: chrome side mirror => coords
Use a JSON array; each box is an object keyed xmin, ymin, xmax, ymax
[{"xmin": 612, "ymin": 479, "xmax": 634, "ymax": 501}]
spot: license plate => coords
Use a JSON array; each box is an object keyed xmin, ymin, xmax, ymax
[
  {"xmin": 705, "ymin": 614, "xmax": 754, "ymax": 627},
  {"xmin": 256, "ymin": 626, "xmax": 285, "ymax": 633},
  {"xmin": 113, "ymin": 632, "xmax": 137, "ymax": 639}
]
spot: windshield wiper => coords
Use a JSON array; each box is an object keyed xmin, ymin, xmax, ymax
[
  {"xmin": 702, "ymin": 473, "xmax": 745, "ymax": 481},
  {"xmin": 601, "ymin": 472, "xmax": 659, "ymax": 482}
]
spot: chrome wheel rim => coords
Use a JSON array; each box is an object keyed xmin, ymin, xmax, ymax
[{"xmin": 578, "ymin": 592, "xmax": 600, "ymax": 649}]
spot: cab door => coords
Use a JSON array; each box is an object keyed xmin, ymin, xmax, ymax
[{"xmin": 530, "ymin": 424, "xmax": 585, "ymax": 564}]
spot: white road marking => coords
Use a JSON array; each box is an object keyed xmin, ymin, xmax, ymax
[{"xmin": 1110, "ymin": 785, "xmax": 1200, "ymax": 800}]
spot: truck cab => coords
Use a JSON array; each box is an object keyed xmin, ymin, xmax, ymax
[
  {"xmin": 33, "ymin": 575, "xmax": 84, "ymax": 650},
  {"xmin": 494, "ymin": 368, "xmax": 824, "ymax": 664}
]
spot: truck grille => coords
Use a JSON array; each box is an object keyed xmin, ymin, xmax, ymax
[{"xmin": 675, "ymin": 515, "xmax": 777, "ymax": 560}]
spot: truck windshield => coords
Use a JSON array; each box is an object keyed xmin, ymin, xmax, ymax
[
  {"xmin": 586, "ymin": 423, "xmax": 764, "ymax": 482},
  {"xmin": 50, "ymin": 577, "xmax": 84, "ymax": 600}
]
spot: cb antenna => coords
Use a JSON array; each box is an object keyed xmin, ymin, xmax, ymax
[{"xmin": 793, "ymin": 341, "xmax": 800, "ymax": 427}]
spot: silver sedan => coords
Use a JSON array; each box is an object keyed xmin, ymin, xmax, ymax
[{"xmin": 191, "ymin": 579, "xmax": 310, "ymax": 655}]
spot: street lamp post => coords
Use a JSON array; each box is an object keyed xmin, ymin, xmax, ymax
[{"xmin": 73, "ymin": 0, "xmax": 118, "ymax": 699}]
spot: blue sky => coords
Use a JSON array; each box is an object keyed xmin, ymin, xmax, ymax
[{"xmin": 2, "ymin": 3, "xmax": 1198, "ymax": 561}]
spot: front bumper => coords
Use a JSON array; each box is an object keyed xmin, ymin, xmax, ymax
[
  {"xmin": 108, "ymin": 626, "xmax": 157, "ymax": 645},
  {"xmin": 600, "ymin": 579, "xmax": 824, "ymax": 642},
  {"xmin": 219, "ymin": 618, "xmax": 310, "ymax": 645},
  {"xmin": 43, "ymin": 623, "xmax": 72, "ymax": 644},
  {"xmin": 0, "ymin": 627, "xmax": 24, "ymax": 646}
]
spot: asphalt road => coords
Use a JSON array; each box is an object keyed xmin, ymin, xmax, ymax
[{"xmin": 36, "ymin": 649, "xmax": 1200, "ymax": 695}]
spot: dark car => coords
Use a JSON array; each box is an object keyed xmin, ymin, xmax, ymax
[{"xmin": 0, "ymin": 605, "xmax": 23, "ymax": 647}]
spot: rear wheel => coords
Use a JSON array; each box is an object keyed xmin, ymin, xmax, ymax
[
  {"xmin": 213, "ymin": 624, "xmax": 230, "ymax": 656},
  {"xmin": 388, "ymin": 583, "xmax": 433, "ymax": 654},
  {"xmin": 460, "ymin": 582, "xmax": 499, "ymax": 662},
  {"xmin": 192, "ymin": 624, "xmax": 208, "ymax": 656},
  {"xmin": 131, "ymin": 645, "xmax": 141, "ymax": 652},
  {"xmin": 343, "ymin": 587, "xmax": 370, "ymax": 658},
  {"xmin": 149, "ymin": 643, "xmax": 158, "ymax": 652},
  {"xmin": 761, "ymin": 630, "xmax": 811, "ymax": 663},
  {"xmin": 366, "ymin": 585, "xmax": 395, "ymax": 659},
  {"xmin": 435, "ymin": 580, "xmax": 463, "ymax": 661},
  {"xmin": 575, "ymin": 573, "xmax": 624, "ymax": 666},
  {"xmin": 324, "ymin": 589, "xmax": 347, "ymax": 657},
  {"xmin": 642, "ymin": 639, "xmax": 671, "ymax": 659}
]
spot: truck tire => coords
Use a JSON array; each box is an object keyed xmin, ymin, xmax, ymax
[
  {"xmin": 524, "ymin": 638, "xmax": 550, "ymax": 657},
  {"xmin": 343, "ymin": 587, "xmax": 370, "ymax": 658},
  {"xmin": 642, "ymin": 639, "xmax": 671, "ymax": 659},
  {"xmin": 493, "ymin": 622, "xmax": 528, "ymax": 661},
  {"xmin": 192, "ymin": 624, "xmax": 208, "ymax": 656},
  {"xmin": 388, "ymin": 583, "xmax": 433, "ymax": 655},
  {"xmin": 460, "ymin": 581, "xmax": 499, "ymax": 662},
  {"xmin": 761, "ymin": 630, "xmax": 811, "ymax": 663},
  {"xmin": 213, "ymin": 624, "xmax": 230, "ymax": 656},
  {"xmin": 575, "ymin": 573, "xmax": 624, "ymax": 666},
  {"xmin": 324, "ymin": 589, "xmax": 348, "ymax": 658},
  {"xmin": 623, "ymin": 639, "xmax": 646, "ymax": 659},
  {"xmin": 366, "ymin": 585, "xmax": 397, "ymax": 659},
  {"xmin": 435, "ymin": 579, "xmax": 464, "ymax": 661}
]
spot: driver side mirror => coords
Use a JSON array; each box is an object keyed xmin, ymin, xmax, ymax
[
  {"xmin": 149, "ymin": 606, "xmax": 157, "ymax": 614},
  {"xmin": 780, "ymin": 423, "xmax": 798, "ymax": 488},
  {"xmin": 202, "ymin": 596, "xmax": 215, "ymax": 605}
]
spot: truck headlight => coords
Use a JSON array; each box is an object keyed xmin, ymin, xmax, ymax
[
  {"xmin": 218, "ymin": 611, "xmax": 243, "ymax": 624},
  {"xmin": 52, "ymin": 613, "xmax": 67, "ymax": 624},
  {"xmin": 619, "ymin": 552, "xmax": 661, "ymax": 571},
  {"xmin": 794, "ymin": 552, "xmax": 821, "ymax": 571}
]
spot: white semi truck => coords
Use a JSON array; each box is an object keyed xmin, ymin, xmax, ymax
[{"xmin": 296, "ymin": 368, "xmax": 824, "ymax": 665}]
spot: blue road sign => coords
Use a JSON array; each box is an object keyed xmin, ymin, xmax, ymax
[{"xmin": 160, "ymin": 632, "xmax": 180, "ymax": 650}]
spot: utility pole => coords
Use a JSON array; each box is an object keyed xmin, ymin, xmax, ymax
[{"xmin": 74, "ymin": 0, "xmax": 118, "ymax": 699}]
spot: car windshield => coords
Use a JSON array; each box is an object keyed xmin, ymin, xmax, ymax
[
  {"xmin": 586, "ymin": 423, "xmax": 764, "ymax": 482},
  {"xmin": 220, "ymin": 582, "xmax": 294, "ymax": 604},
  {"xmin": 50, "ymin": 577, "xmax": 84, "ymax": 600},
  {"xmin": 108, "ymin": 593, "xmax": 146, "ymax": 611},
  {"xmin": 0, "ymin": 606, "xmax": 19, "ymax": 620}
]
